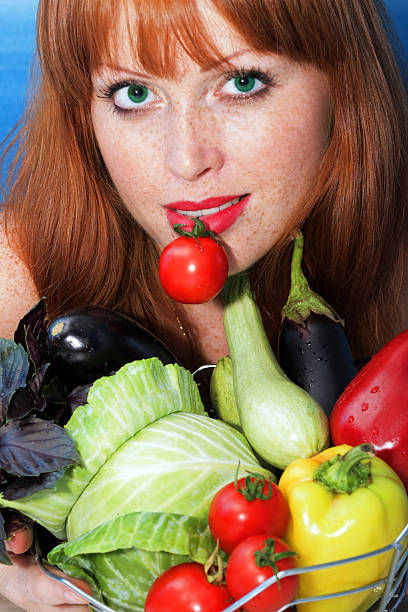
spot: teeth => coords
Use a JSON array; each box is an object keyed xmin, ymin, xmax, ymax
[{"xmin": 174, "ymin": 195, "xmax": 245, "ymax": 218}]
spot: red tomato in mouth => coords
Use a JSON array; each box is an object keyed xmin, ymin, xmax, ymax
[{"xmin": 159, "ymin": 235, "xmax": 229, "ymax": 304}]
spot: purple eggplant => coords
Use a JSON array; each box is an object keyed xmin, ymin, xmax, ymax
[
  {"xmin": 278, "ymin": 233, "xmax": 357, "ymax": 418},
  {"xmin": 47, "ymin": 305, "xmax": 177, "ymax": 389}
]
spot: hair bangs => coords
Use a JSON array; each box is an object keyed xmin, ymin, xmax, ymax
[
  {"xmin": 113, "ymin": 0, "xmax": 226, "ymax": 76},
  {"xmin": 76, "ymin": 0, "xmax": 231, "ymax": 82},
  {"xmin": 102, "ymin": 0, "xmax": 341, "ymax": 76},
  {"xmin": 36, "ymin": 0, "xmax": 345, "ymax": 105}
]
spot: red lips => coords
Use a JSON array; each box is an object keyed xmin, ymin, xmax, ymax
[{"xmin": 164, "ymin": 194, "xmax": 250, "ymax": 234}]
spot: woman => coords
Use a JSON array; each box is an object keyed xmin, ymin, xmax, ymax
[{"xmin": 0, "ymin": 0, "xmax": 407, "ymax": 608}]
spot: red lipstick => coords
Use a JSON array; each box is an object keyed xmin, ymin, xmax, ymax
[{"xmin": 164, "ymin": 194, "xmax": 250, "ymax": 234}]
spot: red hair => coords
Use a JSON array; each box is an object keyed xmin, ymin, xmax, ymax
[{"xmin": 2, "ymin": 0, "xmax": 407, "ymax": 367}]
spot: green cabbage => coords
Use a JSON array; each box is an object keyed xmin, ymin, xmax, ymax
[
  {"xmin": 0, "ymin": 358, "xmax": 272, "ymax": 610},
  {"xmin": 49, "ymin": 511, "xmax": 217, "ymax": 611}
]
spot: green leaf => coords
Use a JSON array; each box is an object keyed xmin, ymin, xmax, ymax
[
  {"xmin": 67, "ymin": 411, "xmax": 273, "ymax": 540},
  {"xmin": 66, "ymin": 358, "xmax": 205, "ymax": 477},
  {"xmin": 49, "ymin": 511, "xmax": 219, "ymax": 612},
  {"xmin": 52, "ymin": 547, "xmax": 187, "ymax": 612},
  {"xmin": 49, "ymin": 511, "xmax": 215, "ymax": 562}
]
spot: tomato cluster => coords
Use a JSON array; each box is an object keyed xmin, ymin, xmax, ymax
[
  {"xmin": 145, "ymin": 472, "xmax": 298, "ymax": 612},
  {"xmin": 209, "ymin": 473, "xmax": 298, "ymax": 612}
]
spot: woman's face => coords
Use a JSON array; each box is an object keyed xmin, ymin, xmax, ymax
[{"xmin": 91, "ymin": 2, "xmax": 331, "ymax": 274}]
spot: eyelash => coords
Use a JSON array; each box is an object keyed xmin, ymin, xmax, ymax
[
  {"xmin": 221, "ymin": 68, "xmax": 277, "ymax": 102},
  {"xmin": 97, "ymin": 67, "xmax": 277, "ymax": 118},
  {"xmin": 97, "ymin": 82, "xmax": 154, "ymax": 118}
]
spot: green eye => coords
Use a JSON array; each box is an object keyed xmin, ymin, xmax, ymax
[
  {"xmin": 221, "ymin": 71, "xmax": 272, "ymax": 99},
  {"xmin": 233, "ymin": 76, "xmax": 256, "ymax": 93},
  {"xmin": 127, "ymin": 84, "xmax": 149, "ymax": 103},
  {"xmin": 113, "ymin": 83, "xmax": 154, "ymax": 110}
]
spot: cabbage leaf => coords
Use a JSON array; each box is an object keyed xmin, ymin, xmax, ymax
[
  {"xmin": 67, "ymin": 412, "xmax": 271, "ymax": 539},
  {"xmin": 49, "ymin": 511, "xmax": 224, "ymax": 612}
]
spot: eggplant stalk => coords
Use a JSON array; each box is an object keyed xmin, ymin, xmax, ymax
[{"xmin": 279, "ymin": 232, "xmax": 357, "ymax": 417}]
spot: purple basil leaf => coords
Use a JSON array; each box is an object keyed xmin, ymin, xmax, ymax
[
  {"xmin": 14, "ymin": 298, "xmax": 48, "ymax": 373},
  {"xmin": 0, "ymin": 512, "xmax": 12, "ymax": 565},
  {"xmin": 43, "ymin": 403, "xmax": 71, "ymax": 427},
  {"xmin": 0, "ymin": 339, "xmax": 30, "ymax": 422},
  {"xmin": 0, "ymin": 418, "xmax": 79, "ymax": 477},
  {"xmin": 7, "ymin": 387, "xmax": 36, "ymax": 421},
  {"xmin": 29, "ymin": 363, "xmax": 49, "ymax": 410},
  {"xmin": 40, "ymin": 376, "xmax": 71, "ymax": 425},
  {"xmin": 2, "ymin": 469, "xmax": 65, "ymax": 501},
  {"xmin": 40, "ymin": 374, "xmax": 69, "ymax": 407},
  {"xmin": 68, "ymin": 383, "xmax": 92, "ymax": 413}
]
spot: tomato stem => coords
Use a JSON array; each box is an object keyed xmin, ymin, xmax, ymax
[
  {"xmin": 173, "ymin": 218, "xmax": 219, "ymax": 251},
  {"xmin": 234, "ymin": 463, "xmax": 272, "ymax": 501},
  {"xmin": 254, "ymin": 539, "xmax": 297, "ymax": 589},
  {"xmin": 204, "ymin": 540, "xmax": 225, "ymax": 584}
]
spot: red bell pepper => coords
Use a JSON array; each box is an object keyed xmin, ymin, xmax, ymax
[{"xmin": 330, "ymin": 329, "xmax": 408, "ymax": 491}]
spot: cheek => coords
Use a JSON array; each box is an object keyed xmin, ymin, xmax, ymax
[
  {"xmin": 221, "ymin": 96, "xmax": 329, "ymax": 271},
  {"xmin": 91, "ymin": 104, "xmax": 163, "ymax": 208},
  {"xmin": 236, "ymin": 96, "xmax": 328, "ymax": 187}
]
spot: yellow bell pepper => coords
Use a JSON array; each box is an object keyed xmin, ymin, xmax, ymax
[{"xmin": 279, "ymin": 443, "xmax": 408, "ymax": 612}]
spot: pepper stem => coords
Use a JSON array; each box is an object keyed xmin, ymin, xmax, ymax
[
  {"xmin": 313, "ymin": 444, "xmax": 375, "ymax": 494},
  {"xmin": 281, "ymin": 231, "xmax": 343, "ymax": 326}
]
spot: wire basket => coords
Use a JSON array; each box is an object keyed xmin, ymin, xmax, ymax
[
  {"xmin": 39, "ymin": 522, "xmax": 408, "ymax": 612},
  {"xmin": 221, "ymin": 522, "xmax": 408, "ymax": 612}
]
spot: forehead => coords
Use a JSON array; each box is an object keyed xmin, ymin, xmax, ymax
[{"xmin": 95, "ymin": 0, "xmax": 264, "ymax": 77}]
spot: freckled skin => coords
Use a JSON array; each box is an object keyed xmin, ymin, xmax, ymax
[{"xmin": 91, "ymin": 1, "xmax": 331, "ymax": 363}]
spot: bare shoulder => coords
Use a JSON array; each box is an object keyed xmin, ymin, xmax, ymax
[{"xmin": 0, "ymin": 217, "xmax": 39, "ymax": 339}]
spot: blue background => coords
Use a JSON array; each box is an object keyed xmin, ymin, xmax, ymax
[{"xmin": 0, "ymin": 0, "xmax": 407, "ymax": 151}]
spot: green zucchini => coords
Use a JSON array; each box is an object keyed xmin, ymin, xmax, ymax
[
  {"xmin": 210, "ymin": 356, "xmax": 242, "ymax": 431},
  {"xmin": 222, "ymin": 273, "xmax": 329, "ymax": 469}
]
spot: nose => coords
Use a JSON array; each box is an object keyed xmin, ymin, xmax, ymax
[{"xmin": 165, "ymin": 106, "xmax": 224, "ymax": 181}]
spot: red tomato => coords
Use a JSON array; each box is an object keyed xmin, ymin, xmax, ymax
[
  {"xmin": 226, "ymin": 535, "xmax": 298, "ymax": 612},
  {"xmin": 208, "ymin": 475, "xmax": 289, "ymax": 554},
  {"xmin": 159, "ymin": 236, "xmax": 228, "ymax": 304},
  {"xmin": 144, "ymin": 562, "xmax": 235, "ymax": 612}
]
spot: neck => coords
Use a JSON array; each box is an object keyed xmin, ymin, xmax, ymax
[{"xmin": 180, "ymin": 296, "xmax": 229, "ymax": 367}]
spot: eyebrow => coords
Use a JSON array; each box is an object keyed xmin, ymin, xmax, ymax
[
  {"xmin": 201, "ymin": 49, "xmax": 253, "ymax": 71},
  {"xmin": 97, "ymin": 65, "xmax": 149, "ymax": 79},
  {"xmin": 98, "ymin": 49, "xmax": 253, "ymax": 78}
]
